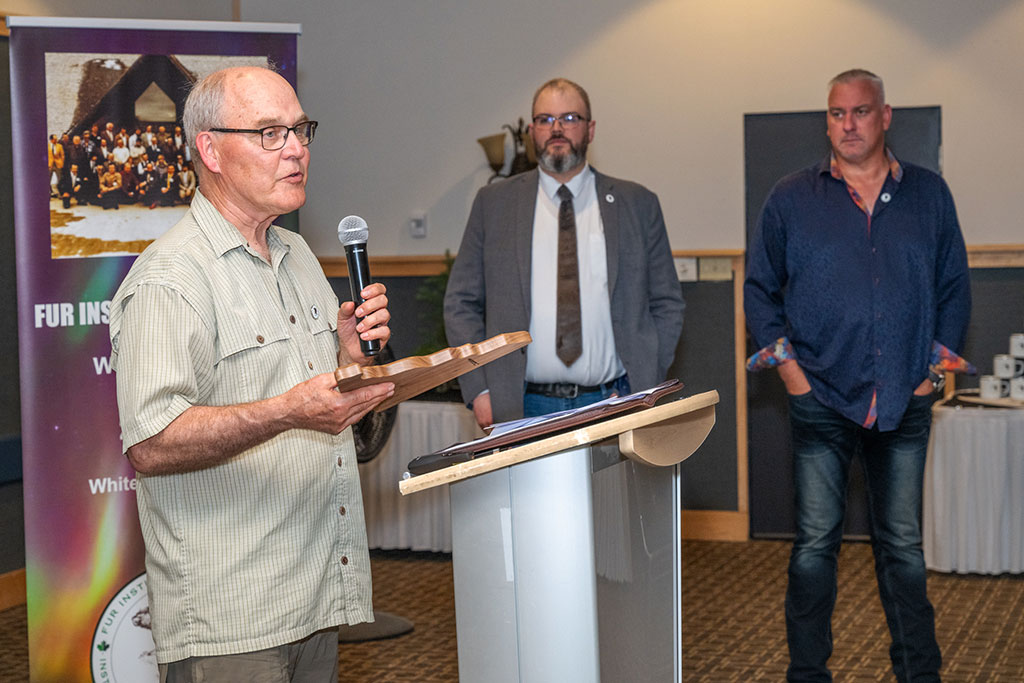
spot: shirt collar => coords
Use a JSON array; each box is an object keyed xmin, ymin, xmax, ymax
[
  {"xmin": 189, "ymin": 189, "xmax": 290, "ymax": 261},
  {"xmin": 538, "ymin": 163, "xmax": 593, "ymax": 201},
  {"xmin": 824, "ymin": 148, "xmax": 903, "ymax": 183}
]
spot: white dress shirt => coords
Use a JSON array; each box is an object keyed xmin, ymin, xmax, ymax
[{"xmin": 526, "ymin": 165, "xmax": 624, "ymax": 386}]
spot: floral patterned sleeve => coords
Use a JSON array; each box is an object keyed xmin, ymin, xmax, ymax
[
  {"xmin": 746, "ymin": 337, "xmax": 797, "ymax": 372},
  {"xmin": 929, "ymin": 340, "xmax": 976, "ymax": 375}
]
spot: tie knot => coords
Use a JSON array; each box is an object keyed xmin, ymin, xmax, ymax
[{"xmin": 557, "ymin": 184, "xmax": 573, "ymax": 203}]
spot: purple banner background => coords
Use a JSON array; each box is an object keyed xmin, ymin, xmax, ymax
[{"xmin": 10, "ymin": 23, "xmax": 296, "ymax": 682}]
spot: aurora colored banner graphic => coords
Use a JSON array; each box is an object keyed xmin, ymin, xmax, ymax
[{"xmin": 8, "ymin": 17, "xmax": 298, "ymax": 682}]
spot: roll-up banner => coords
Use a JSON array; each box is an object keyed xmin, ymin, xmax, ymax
[{"xmin": 7, "ymin": 17, "xmax": 299, "ymax": 681}]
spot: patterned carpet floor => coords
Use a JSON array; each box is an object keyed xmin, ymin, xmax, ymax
[{"xmin": 1, "ymin": 540, "xmax": 1022, "ymax": 681}]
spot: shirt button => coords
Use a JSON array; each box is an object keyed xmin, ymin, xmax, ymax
[
  {"xmin": 340, "ymin": 556, "xmax": 349, "ymax": 566},
  {"xmin": 337, "ymin": 456, "xmax": 344, "ymax": 467},
  {"xmin": 308, "ymin": 361, "xmax": 314, "ymax": 370},
  {"xmin": 880, "ymin": 192, "xmax": 891, "ymax": 203},
  {"xmin": 876, "ymin": 349, "xmax": 882, "ymax": 356},
  {"xmin": 289, "ymin": 315, "xmax": 296, "ymax": 324},
  {"xmin": 339, "ymin": 506, "xmax": 346, "ymax": 516},
  {"xmin": 874, "ymin": 278, "xmax": 880, "ymax": 286},
  {"xmin": 256, "ymin": 335, "xmax": 265, "ymax": 344}
]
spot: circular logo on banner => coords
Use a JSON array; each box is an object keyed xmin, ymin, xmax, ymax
[{"xmin": 90, "ymin": 572, "xmax": 158, "ymax": 682}]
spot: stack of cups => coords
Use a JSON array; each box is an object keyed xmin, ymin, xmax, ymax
[{"xmin": 982, "ymin": 332, "xmax": 1024, "ymax": 400}]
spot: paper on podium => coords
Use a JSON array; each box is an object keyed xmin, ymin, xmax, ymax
[
  {"xmin": 405, "ymin": 379, "xmax": 684, "ymax": 475},
  {"xmin": 399, "ymin": 386, "xmax": 720, "ymax": 494},
  {"xmin": 334, "ymin": 330, "xmax": 531, "ymax": 412}
]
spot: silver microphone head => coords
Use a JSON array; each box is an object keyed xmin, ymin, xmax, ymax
[{"xmin": 338, "ymin": 215, "xmax": 369, "ymax": 245}]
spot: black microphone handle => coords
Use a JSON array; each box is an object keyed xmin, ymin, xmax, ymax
[{"xmin": 343, "ymin": 242, "xmax": 381, "ymax": 357}]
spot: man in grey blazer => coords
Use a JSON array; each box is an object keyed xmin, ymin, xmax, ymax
[{"xmin": 445, "ymin": 77, "xmax": 684, "ymax": 428}]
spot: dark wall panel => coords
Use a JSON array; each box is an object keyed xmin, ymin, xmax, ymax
[
  {"xmin": 0, "ymin": 481, "xmax": 24, "ymax": 573},
  {"xmin": 671, "ymin": 280, "xmax": 737, "ymax": 510},
  {"xmin": 328, "ymin": 275, "xmax": 431, "ymax": 361},
  {"xmin": 0, "ymin": 37, "xmax": 21, "ymax": 444},
  {"xmin": 957, "ymin": 268, "xmax": 1024, "ymax": 386},
  {"xmin": 744, "ymin": 107, "xmax": 942, "ymax": 537}
]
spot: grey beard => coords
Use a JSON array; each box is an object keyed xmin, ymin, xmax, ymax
[{"xmin": 537, "ymin": 139, "xmax": 586, "ymax": 175}]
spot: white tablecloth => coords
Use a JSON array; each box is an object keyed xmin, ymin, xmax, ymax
[
  {"xmin": 358, "ymin": 400, "xmax": 482, "ymax": 552},
  {"xmin": 923, "ymin": 404, "xmax": 1024, "ymax": 574}
]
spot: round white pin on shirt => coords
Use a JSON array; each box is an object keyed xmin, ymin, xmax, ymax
[
  {"xmin": 880, "ymin": 192, "xmax": 891, "ymax": 203},
  {"xmin": 605, "ymin": 194, "xmax": 614, "ymax": 203}
]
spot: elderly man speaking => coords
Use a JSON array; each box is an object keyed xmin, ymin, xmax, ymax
[{"xmin": 110, "ymin": 66, "xmax": 393, "ymax": 682}]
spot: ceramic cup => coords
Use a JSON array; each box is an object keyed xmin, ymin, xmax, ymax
[
  {"xmin": 994, "ymin": 353, "xmax": 1024, "ymax": 379},
  {"xmin": 1011, "ymin": 333, "xmax": 1024, "ymax": 358},
  {"xmin": 1012, "ymin": 377, "xmax": 1024, "ymax": 401},
  {"xmin": 980, "ymin": 375, "xmax": 1009, "ymax": 399}
]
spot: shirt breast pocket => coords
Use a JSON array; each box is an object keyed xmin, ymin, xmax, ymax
[{"xmin": 212, "ymin": 311, "xmax": 295, "ymax": 404}]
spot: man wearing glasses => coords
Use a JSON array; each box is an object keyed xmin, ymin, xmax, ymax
[
  {"xmin": 445, "ymin": 77, "xmax": 684, "ymax": 428},
  {"xmin": 109, "ymin": 66, "xmax": 394, "ymax": 682}
]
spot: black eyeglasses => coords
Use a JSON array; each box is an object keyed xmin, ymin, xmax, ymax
[
  {"xmin": 531, "ymin": 113, "xmax": 588, "ymax": 129},
  {"xmin": 208, "ymin": 120, "xmax": 319, "ymax": 150}
]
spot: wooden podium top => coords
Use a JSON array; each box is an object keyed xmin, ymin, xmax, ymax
[{"xmin": 398, "ymin": 389, "xmax": 719, "ymax": 495}]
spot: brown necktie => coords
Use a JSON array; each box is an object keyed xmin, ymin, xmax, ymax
[{"xmin": 556, "ymin": 184, "xmax": 582, "ymax": 366}]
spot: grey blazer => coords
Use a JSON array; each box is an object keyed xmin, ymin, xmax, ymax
[{"xmin": 444, "ymin": 168, "xmax": 685, "ymax": 423}]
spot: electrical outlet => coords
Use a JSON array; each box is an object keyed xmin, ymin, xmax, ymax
[
  {"xmin": 409, "ymin": 212, "xmax": 427, "ymax": 238},
  {"xmin": 674, "ymin": 257, "xmax": 698, "ymax": 282},
  {"xmin": 698, "ymin": 257, "xmax": 733, "ymax": 281}
]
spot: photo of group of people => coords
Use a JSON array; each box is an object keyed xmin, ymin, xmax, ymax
[
  {"xmin": 45, "ymin": 52, "xmax": 267, "ymax": 258},
  {"xmin": 48, "ymin": 123, "xmax": 196, "ymax": 211}
]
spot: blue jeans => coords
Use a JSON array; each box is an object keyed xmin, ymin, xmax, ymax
[
  {"xmin": 785, "ymin": 392, "xmax": 941, "ymax": 683},
  {"xmin": 522, "ymin": 376, "xmax": 630, "ymax": 417}
]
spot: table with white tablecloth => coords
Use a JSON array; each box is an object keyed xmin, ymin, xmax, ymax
[
  {"xmin": 923, "ymin": 402, "xmax": 1024, "ymax": 574},
  {"xmin": 357, "ymin": 400, "xmax": 482, "ymax": 552}
]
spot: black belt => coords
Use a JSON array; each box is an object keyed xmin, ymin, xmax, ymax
[{"xmin": 525, "ymin": 378, "xmax": 619, "ymax": 399}]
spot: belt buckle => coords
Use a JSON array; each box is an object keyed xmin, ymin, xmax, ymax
[{"xmin": 563, "ymin": 383, "xmax": 579, "ymax": 399}]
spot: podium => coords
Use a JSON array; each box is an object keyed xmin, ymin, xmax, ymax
[{"xmin": 399, "ymin": 390, "xmax": 720, "ymax": 682}]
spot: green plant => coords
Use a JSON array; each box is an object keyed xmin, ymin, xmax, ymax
[
  {"xmin": 413, "ymin": 250, "xmax": 454, "ymax": 357},
  {"xmin": 412, "ymin": 250, "xmax": 461, "ymax": 398}
]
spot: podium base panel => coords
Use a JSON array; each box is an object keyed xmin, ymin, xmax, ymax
[{"xmin": 450, "ymin": 441, "xmax": 681, "ymax": 682}]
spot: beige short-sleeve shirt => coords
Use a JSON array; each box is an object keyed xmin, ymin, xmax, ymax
[{"xmin": 109, "ymin": 191, "xmax": 372, "ymax": 663}]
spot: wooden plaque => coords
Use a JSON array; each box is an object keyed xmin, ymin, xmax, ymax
[{"xmin": 334, "ymin": 330, "xmax": 531, "ymax": 412}]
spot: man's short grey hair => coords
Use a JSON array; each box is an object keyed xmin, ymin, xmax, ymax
[
  {"xmin": 182, "ymin": 64, "xmax": 278, "ymax": 177},
  {"xmin": 828, "ymin": 68, "xmax": 885, "ymax": 104},
  {"xmin": 532, "ymin": 77, "xmax": 592, "ymax": 120}
]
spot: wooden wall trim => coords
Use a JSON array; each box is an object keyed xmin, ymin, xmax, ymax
[
  {"xmin": 316, "ymin": 249, "xmax": 759, "ymax": 277},
  {"xmin": 675, "ymin": 248, "xmax": 745, "ymax": 258},
  {"xmin": 320, "ymin": 255, "xmax": 451, "ymax": 278},
  {"xmin": 0, "ymin": 568, "xmax": 25, "ymax": 610},
  {"xmin": 966, "ymin": 244, "xmax": 1024, "ymax": 268},
  {"xmin": 319, "ymin": 244, "xmax": 1024, "ymax": 278},
  {"xmin": 682, "ymin": 510, "xmax": 749, "ymax": 541},
  {"xmin": 731, "ymin": 255, "xmax": 749, "ymax": 515}
]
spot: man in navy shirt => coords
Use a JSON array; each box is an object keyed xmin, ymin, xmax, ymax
[{"xmin": 745, "ymin": 69, "xmax": 971, "ymax": 682}]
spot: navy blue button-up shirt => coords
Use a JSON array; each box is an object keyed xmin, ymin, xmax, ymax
[{"xmin": 744, "ymin": 154, "xmax": 971, "ymax": 431}]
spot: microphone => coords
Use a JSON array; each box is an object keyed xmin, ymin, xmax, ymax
[{"xmin": 337, "ymin": 215, "xmax": 380, "ymax": 357}]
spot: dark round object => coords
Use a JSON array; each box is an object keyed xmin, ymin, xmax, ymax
[{"xmin": 351, "ymin": 345, "xmax": 398, "ymax": 463}]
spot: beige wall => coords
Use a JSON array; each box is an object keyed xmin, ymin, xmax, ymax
[
  {"xmin": 10, "ymin": 0, "xmax": 1024, "ymax": 254},
  {"xmin": 2, "ymin": 1, "xmax": 232, "ymax": 22},
  {"xmin": 235, "ymin": 0, "xmax": 1024, "ymax": 256}
]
